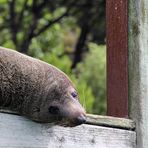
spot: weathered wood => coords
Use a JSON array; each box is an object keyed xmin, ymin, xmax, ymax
[
  {"xmin": 86, "ymin": 114, "xmax": 135, "ymax": 130},
  {"xmin": 0, "ymin": 109, "xmax": 136, "ymax": 130},
  {"xmin": 128, "ymin": 0, "xmax": 148, "ymax": 148},
  {"xmin": 0, "ymin": 112, "xmax": 136, "ymax": 148},
  {"xmin": 106, "ymin": 0, "xmax": 128, "ymax": 117}
]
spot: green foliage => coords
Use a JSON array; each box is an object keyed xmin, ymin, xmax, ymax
[
  {"xmin": 70, "ymin": 75, "xmax": 94, "ymax": 113},
  {"xmin": 0, "ymin": 1, "xmax": 106, "ymax": 115},
  {"xmin": 28, "ymin": 23, "xmax": 64, "ymax": 58},
  {"xmin": 76, "ymin": 43, "xmax": 106, "ymax": 114}
]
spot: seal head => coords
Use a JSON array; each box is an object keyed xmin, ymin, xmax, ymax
[{"xmin": 28, "ymin": 69, "xmax": 86, "ymax": 126}]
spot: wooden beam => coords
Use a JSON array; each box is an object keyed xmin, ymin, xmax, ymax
[
  {"xmin": 0, "ymin": 109, "xmax": 136, "ymax": 131},
  {"xmin": 0, "ymin": 112, "xmax": 136, "ymax": 148},
  {"xmin": 86, "ymin": 114, "xmax": 135, "ymax": 130},
  {"xmin": 106, "ymin": 0, "xmax": 128, "ymax": 117},
  {"xmin": 129, "ymin": 0, "xmax": 148, "ymax": 147}
]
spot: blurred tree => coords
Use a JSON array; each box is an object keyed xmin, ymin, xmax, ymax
[
  {"xmin": 0, "ymin": 0, "xmax": 105, "ymax": 68},
  {"xmin": 0, "ymin": 0, "xmax": 106, "ymax": 114},
  {"xmin": 0, "ymin": 0, "xmax": 77, "ymax": 53},
  {"xmin": 70, "ymin": 0, "xmax": 105, "ymax": 68},
  {"xmin": 76, "ymin": 44, "xmax": 106, "ymax": 114}
]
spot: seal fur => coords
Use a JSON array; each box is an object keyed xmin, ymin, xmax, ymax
[{"xmin": 0, "ymin": 47, "xmax": 86, "ymax": 126}]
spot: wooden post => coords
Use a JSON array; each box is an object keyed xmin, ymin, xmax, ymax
[
  {"xmin": 128, "ymin": 0, "xmax": 148, "ymax": 147},
  {"xmin": 106, "ymin": 0, "xmax": 128, "ymax": 117}
]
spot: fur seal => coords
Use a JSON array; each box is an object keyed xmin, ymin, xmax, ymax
[{"xmin": 0, "ymin": 47, "xmax": 86, "ymax": 126}]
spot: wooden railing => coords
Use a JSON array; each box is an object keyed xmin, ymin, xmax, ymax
[{"xmin": 0, "ymin": 111, "xmax": 136, "ymax": 148}]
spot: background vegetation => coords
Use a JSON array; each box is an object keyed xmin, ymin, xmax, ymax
[{"xmin": 0, "ymin": 0, "xmax": 106, "ymax": 114}]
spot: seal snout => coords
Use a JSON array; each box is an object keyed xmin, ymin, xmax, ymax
[{"xmin": 75, "ymin": 114, "xmax": 86, "ymax": 125}]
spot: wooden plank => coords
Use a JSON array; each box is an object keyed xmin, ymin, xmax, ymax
[
  {"xmin": 0, "ymin": 110, "xmax": 136, "ymax": 130},
  {"xmin": 0, "ymin": 112, "xmax": 136, "ymax": 148},
  {"xmin": 128, "ymin": 0, "xmax": 148, "ymax": 147},
  {"xmin": 86, "ymin": 114, "xmax": 135, "ymax": 130},
  {"xmin": 106, "ymin": 0, "xmax": 128, "ymax": 117}
]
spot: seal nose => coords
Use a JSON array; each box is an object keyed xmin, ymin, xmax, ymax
[{"xmin": 76, "ymin": 114, "xmax": 86, "ymax": 125}]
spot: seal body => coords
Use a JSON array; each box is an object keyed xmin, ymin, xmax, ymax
[{"xmin": 0, "ymin": 47, "xmax": 86, "ymax": 126}]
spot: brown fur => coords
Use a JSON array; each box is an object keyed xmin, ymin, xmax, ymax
[{"xmin": 0, "ymin": 47, "xmax": 85, "ymax": 125}]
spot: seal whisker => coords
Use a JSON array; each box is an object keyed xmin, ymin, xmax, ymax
[{"xmin": 82, "ymin": 87, "xmax": 86, "ymax": 110}]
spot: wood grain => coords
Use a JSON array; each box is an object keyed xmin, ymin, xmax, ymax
[
  {"xmin": 128, "ymin": 0, "xmax": 148, "ymax": 147},
  {"xmin": 0, "ymin": 110, "xmax": 136, "ymax": 130},
  {"xmin": 86, "ymin": 114, "xmax": 135, "ymax": 130},
  {"xmin": 106, "ymin": 0, "xmax": 128, "ymax": 117},
  {"xmin": 0, "ymin": 112, "xmax": 136, "ymax": 148}
]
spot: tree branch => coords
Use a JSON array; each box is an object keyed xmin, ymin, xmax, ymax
[
  {"xmin": 19, "ymin": 0, "xmax": 47, "ymax": 53},
  {"xmin": 17, "ymin": 0, "xmax": 28, "ymax": 30},
  {"xmin": 33, "ymin": 10, "xmax": 69, "ymax": 37},
  {"xmin": 71, "ymin": 24, "xmax": 90, "ymax": 69},
  {"xmin": 37, "ymin": 0, "xmax": 49, "ymax": 11},
  {"xmin": 9, "ymin": 0, "xmax": 18, "ymax": 46},
  {"xmin": 19, "ymin": 0, "xmax": 77, "ymax": 53},
  {"xmin": 26, "ymin": 0, "xmax": 50, "ymax": 40},
  {"xmin": 33, "ymin": 0, "xmax": 78, "ymax": 37},
  {"xmin": 71, "ymin": 0, "xmax": 94, "ymax": 69}
]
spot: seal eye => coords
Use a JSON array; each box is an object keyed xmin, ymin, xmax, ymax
[
  {"xmin": 71, "ymin": 92, "xmax": 77, "ymax": 98},
  {"xmin": 48, "ymin": 106, "xmax": 59, "ymax": 115}
]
